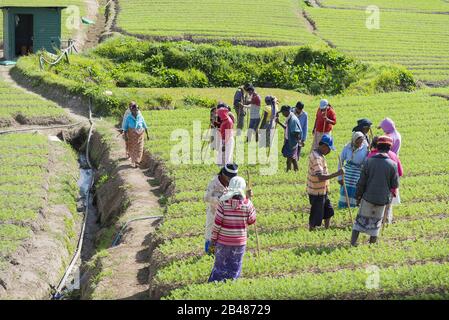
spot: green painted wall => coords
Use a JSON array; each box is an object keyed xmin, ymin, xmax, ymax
[{"xmin": 3, "ymin": 7, "xmax": 63, "ymax": 60}]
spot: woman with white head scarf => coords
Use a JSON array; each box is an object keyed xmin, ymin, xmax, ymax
[
  {"xmin": 338, "ymin": 131, "xmax": 369, "ymax": 208},
  {"xmin": 208, "ymin": 176, "xmax": 256, "ymax": 282}
]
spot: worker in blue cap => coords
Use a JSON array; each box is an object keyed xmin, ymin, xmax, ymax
[
  {"xmin": 307, "ymin": 134, "xmax": 344, "ymax": 231},
  {"xmin": 352, "ymin": 118, "xmax": 373, "ymax": 147}
]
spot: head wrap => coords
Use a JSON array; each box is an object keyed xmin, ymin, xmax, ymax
[
  {"xmin": 220, "ymin": 176, "xmax": 246, "ymax": 202},
  {"xmin": 378, "ymin": 118, "xmax": 396, "ymax": 134},
  {"xmin": 353, "ymin": 118, "xmax": 372, "ymax": 132},
  {"xmin": 217, "ymin": 102, "xmax": 231, "ymax": 111},
  {"xmin": 352, "ymin": 131, "xmax": 365, "ymax": 148},
  {"xmin": 220, "ymin": 164, "xmax": 238, "ymax": 178},
  {"xmin": 265, "ymin": 95, "xmax": 276, "ymax": 105},
  {"xmin": 217, "ymin": 108, "xmax": 230, "ymax": 121},
  {"xmin": 378, "ymin": 135, "xmax": 393, "ymax": 146}
]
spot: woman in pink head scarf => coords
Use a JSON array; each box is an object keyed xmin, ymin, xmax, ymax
[{"xmin": 378, "ymin": 118, "xmax": 401, "ymax": 156}]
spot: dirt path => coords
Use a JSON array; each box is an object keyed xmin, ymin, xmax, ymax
[
  {"xmin": 82, "ymin": 0, "xmax": 107, "ymax": 50},
  {"xmin": 82, "ymin": 123, "xmax": 163, "ymax": 300},
  {"xmin": 295, "ymin": 8, "xmax": 336, "ymax": 48},
  {"xmin": 2, "ymin": 65, "xmax": 163, "ymax": 299}
]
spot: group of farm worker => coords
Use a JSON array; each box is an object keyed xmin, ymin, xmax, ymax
[
  {"xmin": 210, "ymin": 83, "xmax": 309, "ymax": 169},
  {"xmin": 202, "ymin": 83, "xmax": 403, "ymax": 282}
]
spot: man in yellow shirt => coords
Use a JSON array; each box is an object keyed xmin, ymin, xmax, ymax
[
  {"xmin": 259, "ymin": 96, "xmax": 279, "ymax": 149},
  {"xmin": 307, "ymin": 134, "xmax": 344, "ymax": 231}
]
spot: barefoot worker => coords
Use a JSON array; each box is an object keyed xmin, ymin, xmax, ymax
[
  {"xmin": 122, "ymin": 104, "xmax": 149, "ymax": 168},
  {"xmin": 351, "ymin": 136, "xmax": 399, "ymax": 246},
  {"xmin": 204, "ymin": 164, "xmax": 239, "ymax": 254},
  {"xmin": 120, "ymin": 101, "xmax": 141, "ymax": 158},
  {"xmin": 312, "ymin": 99, "xmax": 337, "ymax": 149},
  {"xmin": 368, "ymin": 136, "xmax": 403, "ymax": 224},
  {"xmin": 337, "ymin": 132, "xmax": 368, "ymax": 208},
  {"xmin": 293, "ymin": 101, "xmax": 308, "ymax": 159},
  {"xmin": 307, "ymin": 134, "xmax": 344, "ymax": 231},
  {"xmin": 276, "ymin": 105, "xmax": 302, "ymax": 172},
  {"xmin": 208, "ymin": 176, "xmax": 256, "ymax": 282}
]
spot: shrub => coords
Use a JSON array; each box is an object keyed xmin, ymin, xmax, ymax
[
  {"xmin": 115, "ymin": 71, "xmax": 164, "ymax": 87},
  {"xmin": 155, "ymin": 94, "xmax": 174, "ymax": 109},
  {"xmin": 183, "ymin": 95, "xmax": 216, "ymax": 108},
  {"xmin": 374, "ymin": 67, "xmax": 416, "ymax": 93},
  {"xmin": 163, "ymin": 69, "xmax": 209, "ymax": 87}
]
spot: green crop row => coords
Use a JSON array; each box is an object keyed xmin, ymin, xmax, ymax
[
  {"xmin": 306, "ymin": 7, "xmax": 449, "ymax": 81},
  {"xmin": 165, "ymin": 261, "xmax": 449, "ymax": 299},
  {"xmin": 154, "ymin": 217, "xmax": 449, "ymax": 269},
  {"xmin": 117, "ymin": 0, "xmax": 319, "ymax": 45},
  {"xmin": 0, "ymin": 80, "xmax": 67, "ymax": 127},
  {"xmin": 319, "ymin": 0, "xmax": 449, "ymax": 12},
  {"xmin": 0, "ymin": 134, "xmax": 50, "ymax": 258},
  {"xmin": 155, "ymin": 238, "xmax": 449, "ymax": 294}
]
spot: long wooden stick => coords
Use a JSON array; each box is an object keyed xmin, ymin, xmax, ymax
[
  {"xmin": 338, "ymin": 156, "xmax": 353, "ymax": 224},
  {"xmin": 246, "ymin": 169, "xmax": 260, "ymax": 257},
  {"xmin": 381, "ymin": 204, "xmax": 390, "ymax": 234},
  {"xmin": 267, "ymin": 110, "xmax": 279, "ymax": 158}
]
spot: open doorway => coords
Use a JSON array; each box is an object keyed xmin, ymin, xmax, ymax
[{"xmin": 15, "ymin": 14, "xmax": 34, "ymax": 57}]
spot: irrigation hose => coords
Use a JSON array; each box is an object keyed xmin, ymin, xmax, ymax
[
  {"xmin": 51, "ymin": 100, "xmax": 94, "ymax": 300},
  {"xmin": 39, "ymin": 41, "xmax": 78, "ymax": 70},
  {"xmin": 0, "ymin": 122, "xmax": 84, "ymax": 135}
]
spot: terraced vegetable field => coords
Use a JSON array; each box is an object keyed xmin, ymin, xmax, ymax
[
  {"xmin": 0, "ymin": 80, "xmax": 69, "ymax": 127},
  {"xmin": 319, "ymin": 0, "xmax": 449, "ymax": 12},
  {"xmin": 0, "ymin": 133, "xmax": 79, "ymax": 271},
  {"xmin": 143, "ymin": 89, "xmax": 449, "ymax": 299},
  {"xmin": 116, "ymin": 0, "xmax": 321, "ymax": 45},
  {"xmin": 305, "ymin": 4, "xmax": 449, "ymax": 82}
]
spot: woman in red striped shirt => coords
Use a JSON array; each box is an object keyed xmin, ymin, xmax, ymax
[{"xmin": 208, "ymin": 176, "xmax": 256, "ymax": 282}]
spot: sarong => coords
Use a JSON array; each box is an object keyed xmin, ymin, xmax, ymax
[
  {"xmin": 125, "ymin": 138, "xmax": 130, "ymax": 157},
  {"xmin": 282, "ymin": 139, "xmax": 298, "ymax": 160},
  {"xmin": 127, "ymin": 128, "xmax": 145, "ymax": 165},
  {"xmin": 385, "ymin": 189, "xmax": 400, "ymax": 223},
  {"xmin": 353, "ymin": 199, "xmax": 386, "ymax": 237},
  {"xmin": 208, "ymin": 243, "xmax": 246, "ymax": 282},
  {"xmin": 338, "ymin": 161, "xmax": 362, "ymax": 208},
  {"xmin": 259, "ymin": 124, "xmax": 275, "ymax": 149},
  {"xmin": 216, "ymin": 136, "xmax": 234, "ymax": 166}
]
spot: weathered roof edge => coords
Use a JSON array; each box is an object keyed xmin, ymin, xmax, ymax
[{"xmin": 0, "ymin": 6, "xmax": 68, "ymax": 9}]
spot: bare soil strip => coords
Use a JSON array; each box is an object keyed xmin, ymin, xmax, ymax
[{"xmin": 5, "ymin": 58, "xmax": 165, "ymax": 299}]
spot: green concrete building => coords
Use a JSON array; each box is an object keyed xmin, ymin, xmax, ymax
[{"xmin": 1, "ymin": 6, "xmax": 66, "ymax": 60}]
